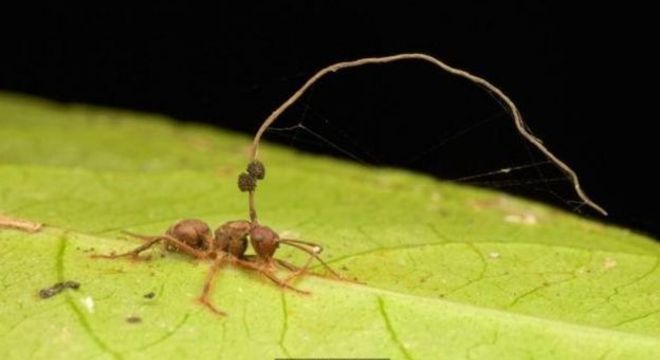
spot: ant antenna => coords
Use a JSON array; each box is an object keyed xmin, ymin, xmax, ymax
[
  {"xmin": 246, "ymin": 53, "xmax": 607, "ymax": 216},
  {"xmin": 279, "ymin": 239, "xmax": 341, "ymax": 279}
]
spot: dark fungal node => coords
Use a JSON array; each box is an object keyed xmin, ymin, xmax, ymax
[
  {"xmin": 247, "ymin": 160, "xmax": 265, "ymax": 180},
  {"xmin": 237, "ymin": 172, "xmax": 257, "ymax": 192},
  {"xmin": 238, "ymin": 161, "xmax": 266, "ymax": 192}
]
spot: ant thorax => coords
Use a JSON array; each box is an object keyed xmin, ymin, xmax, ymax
[{"xmin": 214, "ymin": 220, "xmax": 250, "ymax": 257}]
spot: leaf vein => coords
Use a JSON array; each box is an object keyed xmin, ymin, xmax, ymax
[
  {"xmin": 613, "ymin": 308, "xmax": 660, "ymax": 328},
  {"xmin": 57, "ymin": 234, "xmax": 122, "ymax": 359},
  {"xmin": 279, "ymin": 293, "xmax": 292, "ymax": 358},
  {"xmin": 377, "ymin": 296, "xmax": 413, "ymax": 360}
]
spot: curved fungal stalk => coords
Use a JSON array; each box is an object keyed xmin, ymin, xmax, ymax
[{"xmin": 248, "ymin": 53, "xmax": 607, "ymax": 216}]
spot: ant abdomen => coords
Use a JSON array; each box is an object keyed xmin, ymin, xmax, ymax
[
  {"xmin": 214, "ymin": 220, "xmax": 250, "ymax": 257},
  {"xmin": 165, "ymin": 219, "xmax": 212, "ymax": 252}
]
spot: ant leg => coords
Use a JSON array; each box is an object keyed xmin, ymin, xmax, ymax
[
  {"xmin": 234, "ymin": 258, "xmax": 310, "ymax": 295},
  {"xmin": 197, "ymin": 253, "xmax": 228, "ymax": 316},
  {"xmin": 94, "ymin": 233, "xmax": 209, "ymax": 260},
  {"xmin": 280, "ymin": 239, "xmax": 344, "ymax": 280},
  {"xmin": 120, "ymin": 230, "xmax": 154, "ymax": 241},
  {"xmin": 274, "ymin": 258, "xmax": 300, "ymax": 272},
  {"xmin": 91, "ymin": 236, "xmax": 163, "ymax": 259},
  {"xmin": 281, "ymin": 255, "xmax": 314, "ymax": 284},
  {"xmin": 243, "ymin": 254, "xmax": 294, "ymax": 269},
  {"xmin": 246, "ymin": 255, "xmax": 300, "ymax": 272},
  {"xmin": 161, "ymin": 235, "xmax": 211, "ymax": 259},
  {"xmin": 126, "ymin": 232, "xmax": 210, "ymax": 259}
]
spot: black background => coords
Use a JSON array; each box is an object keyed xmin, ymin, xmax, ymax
[{"xmin": 1, "ymin": 3, "xmax": 658, "ymax": 239}]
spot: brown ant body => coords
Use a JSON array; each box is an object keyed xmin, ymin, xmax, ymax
[
  {"xmin": 94, "ymin": 168, "xmax": 341, "ymax": 316},
  {"xmin": 101, "ymin": 219, "xmax": 215, "ymax": 259}
]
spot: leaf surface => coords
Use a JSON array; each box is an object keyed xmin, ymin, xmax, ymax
[{"xmin": 0, "ymin": 92, "xmax": 658, "ymax": 359}]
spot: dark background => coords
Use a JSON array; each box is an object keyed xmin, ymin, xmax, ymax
[{"xmin": 1, "ymin": 3, "xmax": 658, "ymax": 239}]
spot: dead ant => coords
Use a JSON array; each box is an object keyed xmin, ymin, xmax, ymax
[
  {"xmin": 93, "ymin": 167, "xmax": 342, "ymax": 316},
  {"xmin": 93, "ymin": 109, "xmax": 350, "ymax": 315}
]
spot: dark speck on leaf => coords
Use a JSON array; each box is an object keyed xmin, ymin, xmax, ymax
[
  {"xmin": 126, "ymin": 315, "xmax": 142, "ymax": 324},
  {"xmin": 38, "ymin": 280, "xmax": 80, "ymax": 299},
  {"xmin": 143, "ymin": 292, "xmax": 156, "ymax": 299}
]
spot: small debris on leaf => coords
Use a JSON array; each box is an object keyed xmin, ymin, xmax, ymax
[
  {"xmin": 81, "ymin": 296, "xmax": 95, "ymax": 313},
  {"xmin": 504, "ymin": 213, "xmax": 537, "ymax": 225},
  {"xmin": 143, "ymin": 292, "xmax": 156, "ymax": 299},
  {"xmin": 603, "ymin": 257, "xmax": 618, "ymax": 270},
  {"xmin": 0, "ymin": 214, "xmax": 43, "ymax": 233},
  {"xmin": 38, "ymin": 281, "xmax": 80, "ymax": 299},
  {"xmin": 126, "ymin": 315, "xmax": 142, "ymax": 324}
]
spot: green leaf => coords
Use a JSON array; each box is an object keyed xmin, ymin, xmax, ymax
[{"xmin": 1, "ymin": 91, "xmax": 658, "ymax": 359}]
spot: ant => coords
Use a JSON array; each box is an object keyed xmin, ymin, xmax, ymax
[
  {"xmin": 94, "ymin": 219, "xmax": 340, "ymax": 315},
  {"xmin": 93, "ymin": 161, "xmax": 342, "ymax": 315}
]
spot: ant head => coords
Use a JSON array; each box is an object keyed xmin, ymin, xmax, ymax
[
  {"xmin": 167, "ymin": 219, "xmax": 212, "ymax": 249},
  {"xmin": 249, "ymin": 224, "xmax": 279, "ymax": 259},
  {"xmin": 215, "ymin": 220, "xmax": 250, "ymax": 257}
]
